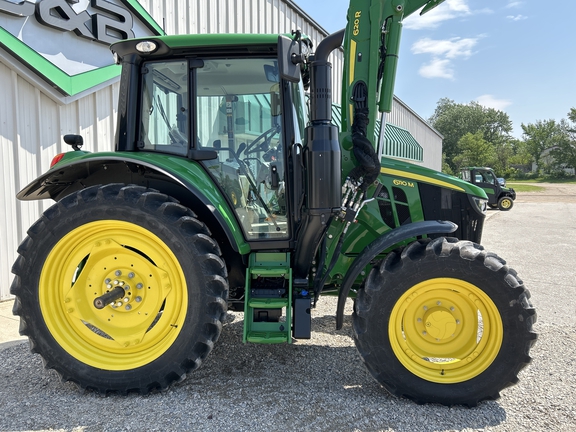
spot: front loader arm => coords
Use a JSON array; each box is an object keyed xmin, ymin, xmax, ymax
[{"xmin": 341, "ymin": 0, "xmax": 445, "ymax": 182}]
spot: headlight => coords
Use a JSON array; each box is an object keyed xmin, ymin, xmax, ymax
[
  {"xmin": 135, "ymin": 41, "xmax": 158, "ymax": 53},
  {"xmin": 472, "ymin": 196, "xmax": 487, "ymax": 214}
]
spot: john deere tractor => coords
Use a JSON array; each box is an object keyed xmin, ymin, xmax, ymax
[{"xmin": 11, "ymin": 0, "xmax": 536, "ymax": 406}]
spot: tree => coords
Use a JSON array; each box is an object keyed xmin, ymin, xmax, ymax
[
  {"xmin": 521, "ymin": 119, "xmax": 569, "ymax": 172},
  {"xmin": 549, "ymin": 109, "xmax": 576, "ymax": 174},
  {"xmin": 452, "ymin": 132, "xmax": 496, "ymax": 170},
  {"xmin": 568, "ymin": 108, "xmax": 576, "ymax": 125},
  {"xmin": 441, "ymin": 153, "xmax": 454, "ymax": 175},
  {"xmin": 429, "ymin": 99, "xmax": 513, "ymax": 171},
  {"xmin": 508, "ymin": 139, "xmax": 532, "ymax": 167},
  {"xmin": 491, "ymin": 139, "xmax": 515, "ymax": 175},
  {"xmin": 481, "ymin": 107, "xmax": 513, "ymax": 145}
]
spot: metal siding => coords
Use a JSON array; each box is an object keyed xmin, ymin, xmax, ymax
[
  {"xmin": 389, "ymin": 97, "xmax": 442, "ymax": 171},
  {"xmin": 0, "ymin": 63, "xmax": 19, "ymax": 300},
  {"xmin": 0, "ymin": 60, "xmax": 117, "ymax": 300}
]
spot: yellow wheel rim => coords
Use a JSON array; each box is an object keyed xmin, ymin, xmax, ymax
[
  {"xmin": 39, "ymin": 220, "xmax": 188, "ymax": 370},
  {"xmin": 389, "ymin": 278, "xmax": 503, "ymax": 383},
  {"xmin": 501, "ymin": 199, "xmax": 512, "ymax": 209}
]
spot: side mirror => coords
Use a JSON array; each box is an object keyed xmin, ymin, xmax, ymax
[
  {"xmin": 278, "ymin": 35, "xmax": 300, "ymax": 83},
  {"xmin": 63, "ymin": 134, "xmax": 83, "ymax": 151}
]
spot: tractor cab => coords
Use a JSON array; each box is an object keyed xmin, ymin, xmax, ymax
[
  {"xmin": 112, "ymin": 35, "xmax": 309, "ymax": 244},
  {"xmin": 460, "ymin": 167, "xmax": 516, "ymax": 211}
]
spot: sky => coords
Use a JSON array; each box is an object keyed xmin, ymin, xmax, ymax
[{"xmin": 294, "ymin": 0, "xmax": 576, "ymax": 138}]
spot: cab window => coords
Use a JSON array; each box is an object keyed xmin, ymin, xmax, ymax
[{"xmin": 139, "ymin": 60, "xmax": 189, "ymax": 156}]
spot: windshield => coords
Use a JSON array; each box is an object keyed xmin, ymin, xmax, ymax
[
  {"xmin": 480, "ymin": 170, "xmax": 497, "ymax": 185},
  {"xmin": 197, "ymin": 58, "xmax": 289, "ymax": 240}
]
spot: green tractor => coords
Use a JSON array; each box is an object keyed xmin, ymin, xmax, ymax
[
  {"xmin": 11, "ymin": 0, "xmax": 536, "ymax": 406},
  {"xmin": 460, "ymin": 167, "xmax": 516, "ymax": 211}
]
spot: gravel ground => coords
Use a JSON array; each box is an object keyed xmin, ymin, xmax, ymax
[{"xmin": 1, "ymin": 184, "xmax": 575, "ymax": 432}]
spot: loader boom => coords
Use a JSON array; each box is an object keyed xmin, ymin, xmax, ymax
[{"xmin": 339, "ymin": 0, "xmax": 445, "ymax": 182}]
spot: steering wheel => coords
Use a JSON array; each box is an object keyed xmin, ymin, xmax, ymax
[{"xmin": 242, "ymin": 124, "xmax": 281, "ymax": 156}]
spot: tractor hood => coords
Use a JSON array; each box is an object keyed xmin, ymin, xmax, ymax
[{"xmin": 379, "ymin": 157, "xmax": 488, "ymax": 198}]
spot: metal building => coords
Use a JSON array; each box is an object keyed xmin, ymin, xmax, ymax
[{"xmin": 0, "ymin": 0, "xmax": 441, "ymax": 300}]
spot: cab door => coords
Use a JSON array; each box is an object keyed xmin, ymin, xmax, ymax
[
  {"xmin": 473, "ymin": 169, "xmax": 498, "ymax": 205},
  {"xmin": 195, "ymin": 57, "xmax": 290, "ymax": 242}
]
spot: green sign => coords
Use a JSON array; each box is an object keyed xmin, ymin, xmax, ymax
[{"xmin": 0, "ymin": 0, "xmax": 164, "ymax": 96}]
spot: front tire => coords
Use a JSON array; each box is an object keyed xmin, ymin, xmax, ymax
[
  {"xmin": 353, "ymin": 238, "xmax": 537, "ymax": 406},
  {"xmin": 11, "ymin": 184, "xmax": 229, "ymax": 394},
  {"xmin": 498, "ymin": 196, "xmax": 514, "ymax": 211}
]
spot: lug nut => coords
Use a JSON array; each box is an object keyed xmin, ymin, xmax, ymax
[
  {"xmin": 125, "ymin": 304, "xmax": 132, "ymax": 311},
  {"xmin": 113, "ymin": 280, "xmax": 119, "ymax": 285},
  {"xmin": 115, "ymin": 270, "xmax": 122, "ymax": 276},
  {"xmin": 135, "ymin": 296, "xmax": 142, "ymax": 302},
  {"xmin": 128, "ymin": 272, "xmax": 135, "ymax": 279},
  {"xmin": 105, "ymin": 278, "xmax": 111, "ymax": 284},
  {"xmin": 136, "ymin": 283, "xmax": 143, "ymax": 289},
  {"xmin": 123, "ymin": 297, "xmax": 129, "ymax": 303}
]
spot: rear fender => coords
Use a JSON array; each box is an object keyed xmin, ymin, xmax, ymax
[
  {"xmin": 335, "ymin": 220, "xmax": 457, "ymax": 329},
  {"xmin": 17, "ymin": 153, "xmax": 250, "ymax": 254}
]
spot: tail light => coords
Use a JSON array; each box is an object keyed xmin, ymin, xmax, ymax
[{"xmin": 50, "ymin": 153, "xmax": 65, "ymax": 167}]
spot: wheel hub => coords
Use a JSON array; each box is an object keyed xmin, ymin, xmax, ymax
[
  {"xmin": 98, "ymin": 269, "xmax": 147, "ymax": 311},
  {"xmin": 62, "ymin": 236, "xmax": 176, "ymax": 350},
  {"xmin": 389, "ymin": 278, "xmax": 503, "ymax": 383},
  {"xmin": 424, "ymin": 309, "xmax": 457, "ymax": 341}
]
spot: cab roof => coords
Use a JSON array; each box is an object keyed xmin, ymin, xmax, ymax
[{"xmin": 111, "ymin": 33, "xmax": 297, "ymax": 60}]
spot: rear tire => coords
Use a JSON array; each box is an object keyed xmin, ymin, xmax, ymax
[
  {"xmin": 353, "ymin": 237, "xmax": 537, "ymax": 406},
  {"xmin": 11, "ymin": 184, "xmax": 229, "ymax": 394}
]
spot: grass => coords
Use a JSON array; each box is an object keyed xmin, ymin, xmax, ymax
[
  {"xmin": 508, "ymin": 177, "xmax": 576, "ymax": 184},
  {"xmin": 507, "ymin": 183, "xmax": 545, "ymax": 192}
]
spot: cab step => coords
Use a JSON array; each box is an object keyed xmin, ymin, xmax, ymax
[{"xmin": 243, "ymin": 252, "xmax": 292, "ymax": 344}]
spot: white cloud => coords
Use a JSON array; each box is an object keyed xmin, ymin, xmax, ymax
[
  {"xmin": 411, "ymin": 37, "xmax": 479, "ymax": 80},
  {"xmin": 404, "ymin": 0, "xmax": 472, "ymax": 30},
  {"xmin": 506, "ymin": 1, "xmax": 523, "ymax": 8},
  {"xmin": 419, "ymin": 59, "xmax": 454, "ymax": 79},
  {"xmin": 507, "ymin": 14, "xmax": 527, "ymax": 21},
  {"xmin": 411, "ymin": 37, "xmax": 478, "ymax": 59},
  {"xmin": 476, "ymin": 95, "xmax": 512, "ymax": 111},
  {"xmin": 446, "ymin": 0, "xmax": 470, "ymax": 13}
]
